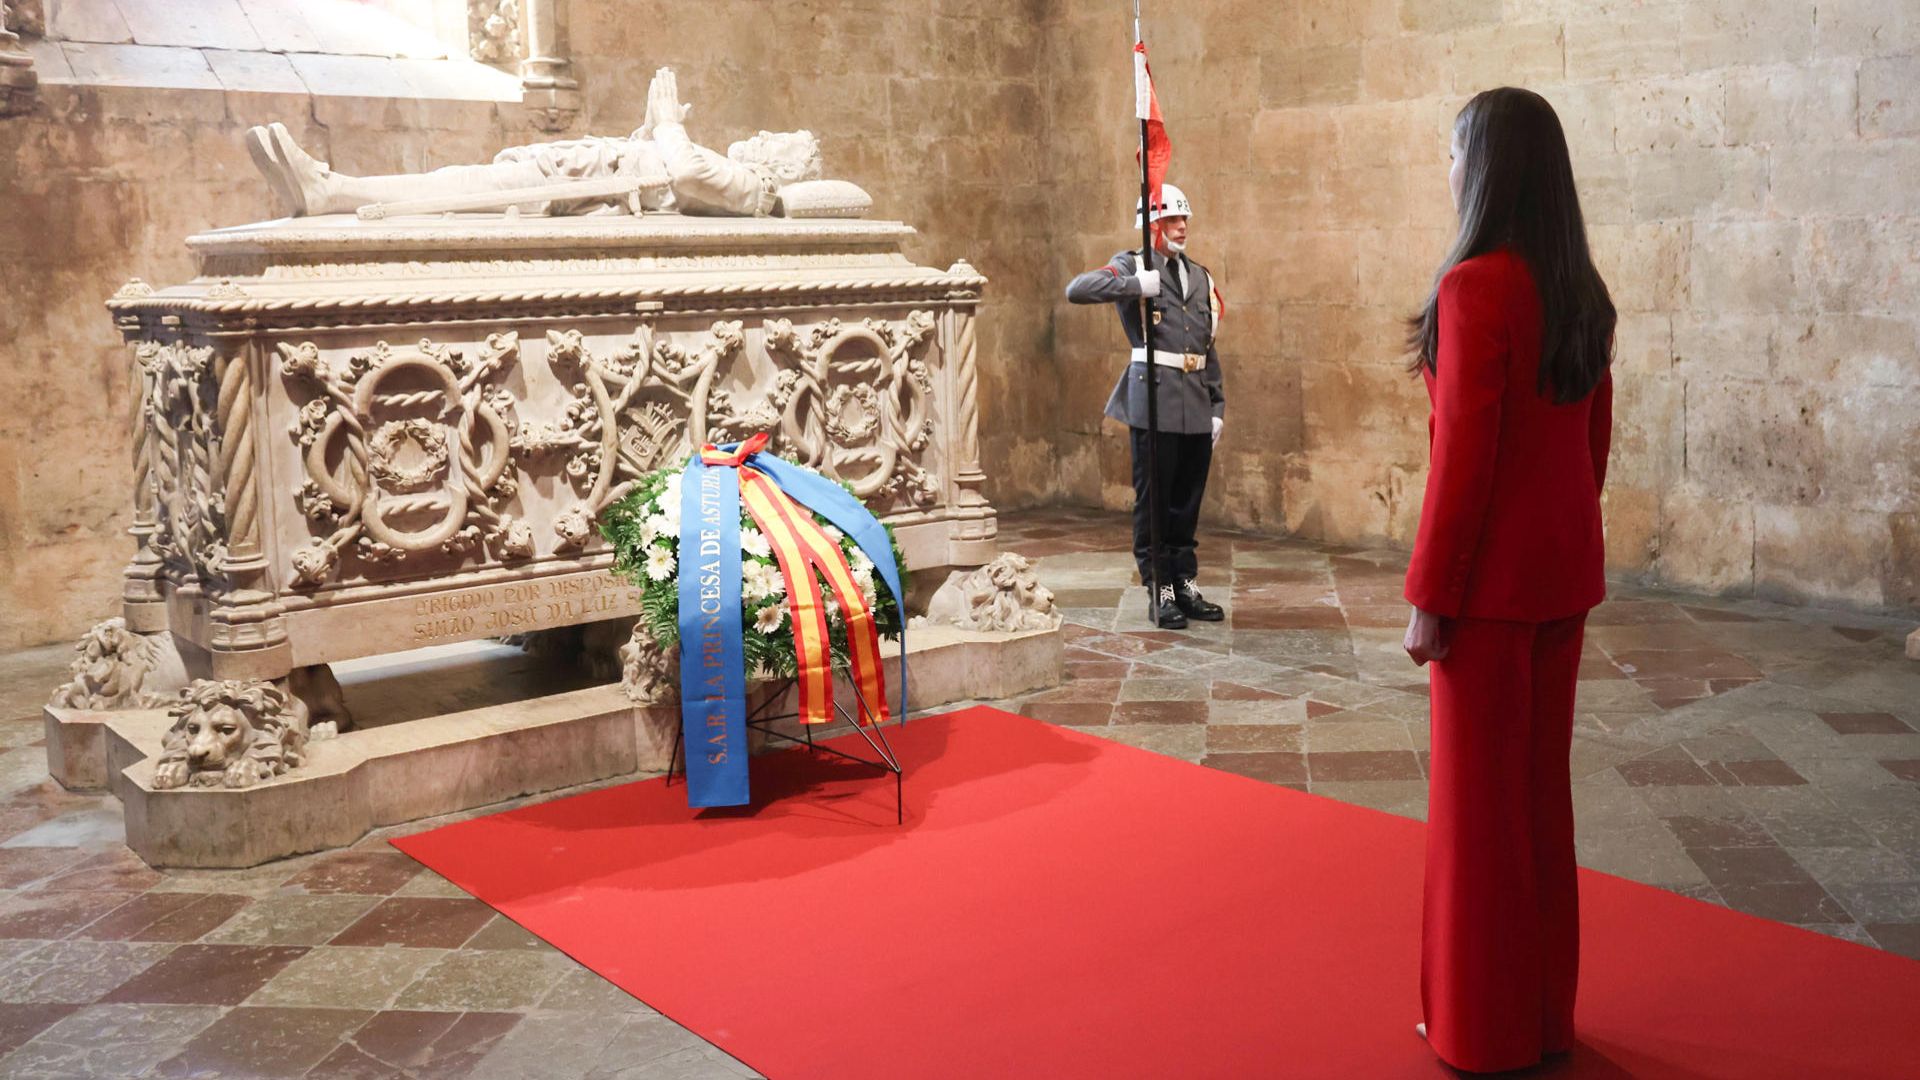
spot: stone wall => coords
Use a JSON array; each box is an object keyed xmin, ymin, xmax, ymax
[
  {"xmin": 0, "ymin": 0, "xmax": 1053, "ymax": 649},
  {"xmin": 1041, "ymin": 0, "xmax": 1920, "ymax": 613}
]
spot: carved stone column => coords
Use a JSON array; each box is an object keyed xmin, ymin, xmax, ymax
[
  {"xmin": 945, "ymin": 260, "xmax": 988, "ymax": 508},
  {"xmin": 120, "ymin": 299, "xmax": 171, "ymax": 633},
  {"xmin": 203, "ymin": 341, "xmax": 291, "ymax": 679},
  {"xmin": 122, "ymin": 327, "xmax": 291, "ymax": 679},
  {"xmin": 0, "ymin": 1, "xmax": 38, "ymax": 118},
  {"xmin": 942, "ymin": 259, "xmax": 996, "ymax": 564},
  {"xmin": 517, "ymin": 0, "xmax": 578, "ymax": 132}
]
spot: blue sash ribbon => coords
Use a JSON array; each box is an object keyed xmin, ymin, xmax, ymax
[
  {"xmin": 676, "ymin": 455, "xmax": 747, "ymax": 808},
  {"xmin": 674, "ymin": 444, "xmax": 908, "ymax": 808}
]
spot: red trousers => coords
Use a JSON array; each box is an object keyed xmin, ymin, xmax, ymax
[{"xmin": 1422, "ymin": 613, "xmax": 1585, "ymax": 1073}]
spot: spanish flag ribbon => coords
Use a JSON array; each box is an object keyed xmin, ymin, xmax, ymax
[{"xmin": 678, "ymin": 432, "xmax": 905, "ymax": 808}]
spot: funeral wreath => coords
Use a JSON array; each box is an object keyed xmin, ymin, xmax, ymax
[{"xmin": 600, "ymin": 462, "xmax": 907, "ymax": 675}]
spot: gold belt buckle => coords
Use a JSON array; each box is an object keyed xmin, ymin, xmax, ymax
[{"xmin": 1182, "ymin": 353, "xmax": 1202, "ymax": 373}]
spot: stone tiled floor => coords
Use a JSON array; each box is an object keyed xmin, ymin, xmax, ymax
[
  {"xmin": 0, "ymin": 508, "xmax": 1915, "ymax": 1076},
  {"xmin": 1000, "ymin": 509, "xmax": 1920, "ymax": 943}
]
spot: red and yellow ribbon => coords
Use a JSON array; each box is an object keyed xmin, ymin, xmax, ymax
[{"xmin": 700, "ymin": 434, "xmax": 891, "ymax": 727}]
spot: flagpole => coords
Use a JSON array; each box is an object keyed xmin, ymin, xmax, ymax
[{"xmin": 1134, "ymin": 2, "xmax": 1165, "ymax": 620}]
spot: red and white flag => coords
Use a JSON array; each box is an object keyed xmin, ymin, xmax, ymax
[{"xmin": 1133, "ymin": 41, "xmax": 1171, "ymax": 214}]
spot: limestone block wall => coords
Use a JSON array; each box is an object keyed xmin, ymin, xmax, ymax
[
  {"xmin": 0, "ymin": 0, "xmax": 1055, "ymax": 650},
  {"xmin": 1042, "ymin": 0, "xmax": 1920, "ymax": 613}
]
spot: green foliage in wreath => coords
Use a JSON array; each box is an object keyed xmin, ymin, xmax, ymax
[{"xmin": 600, "ymin": 463, "xmax": 907, "ymax": 680}]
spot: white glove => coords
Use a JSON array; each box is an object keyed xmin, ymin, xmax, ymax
[
  {"xmin": 1134, "ymin": 269, "xmax": 1162, "ymax": 297},
  {"xmin": 1211, "ymin": 417, "xmax": 1223, "ymax": 447}
]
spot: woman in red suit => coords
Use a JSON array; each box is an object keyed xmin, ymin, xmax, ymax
[{"xmin": 1402, "ymin": 87, "xmax": 1616, "ymax": 1074}]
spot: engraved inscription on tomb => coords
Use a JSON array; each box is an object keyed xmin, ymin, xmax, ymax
[{"xmin": 411, "ymin": 573, "xmax": 642, "ymax": 643}]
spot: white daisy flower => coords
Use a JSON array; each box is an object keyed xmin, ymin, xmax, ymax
[
  {"xmin": 644, "ymin": 546, "xmax": 677, "ymax": 581},
  {"xmin": 740, "ymin": 528, "xmax": 771, "ymax": 559},
  {"xmin": 662, "ymin": 472, "xmax": 683, "ymax": 502},
  {"xmin": 742, "ymin": 565, "xmax": 772, "ymax": 602},
  {"xmin": 850, "ymin": 547, "xmax": 874, "ymax": 572},
  {"xmin": 754, "ymin": 604, "xmax": 786, "ymax": 634},
  {"xmin": 645, "ymin": 513, "xmax": 673, "ymax": 539},
  {"xmin": 748, "ymin": 562, "xmax": 789, "ymax": 602}
]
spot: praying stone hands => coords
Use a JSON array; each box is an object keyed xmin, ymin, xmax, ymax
[{"xmin": 640, "ymin": 67, "xmax": 694, "ymax": 141}]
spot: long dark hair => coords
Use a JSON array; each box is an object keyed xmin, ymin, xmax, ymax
[{"xmin": 1407, "ymin": 88, "xmax": 1615, "ymax": 404}]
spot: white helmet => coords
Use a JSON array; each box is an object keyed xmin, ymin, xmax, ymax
[{"xmin": 1134, "ymin": 183, "xmax": 1191, "ymax": 227}]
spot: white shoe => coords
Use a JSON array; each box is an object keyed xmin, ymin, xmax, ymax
[
  {"xmin": 1415, "ymin": 1022, "xmax": 1427, "ymax": 1040},
  {"xmin": 267, "ymin": 122, "xmax": 337, "ymax": 216},
  {"xmin": 243, "ymin": 126, "xmax": 299, "ymax": 218}
]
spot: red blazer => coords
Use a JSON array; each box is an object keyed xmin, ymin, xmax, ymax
[{"xmin": 1404, "ymin": 248, "xmax": 1612, "ymax": 622}]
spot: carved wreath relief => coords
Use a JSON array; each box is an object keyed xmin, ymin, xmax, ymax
[
  {"xmin": 280, "ymin": 334, "xmax": 528, "ymax": 586},
  {"xmin": 275, "ymin": 314, "xmax": 940, "ymax": 588}
]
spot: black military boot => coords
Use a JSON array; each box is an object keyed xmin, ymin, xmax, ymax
[
  {"xmin": 1174, "ymin": 579, "xmax": 1224, "ymax": 621},
  {"xmin": 1146, "ymin": 584, "xmax": 1188, "ymax": 629}
]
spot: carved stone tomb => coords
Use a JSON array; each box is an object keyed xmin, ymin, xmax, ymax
[{"xmin": 48, "ymin": 213, "xmax": 1062, "ymax": 866}]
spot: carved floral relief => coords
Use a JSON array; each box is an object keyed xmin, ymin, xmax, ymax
[{"xmin": 265, "ymin": 313, "xmax": 943, "ymax": 588}]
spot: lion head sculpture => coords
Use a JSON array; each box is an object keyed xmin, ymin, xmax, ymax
[
  {"xmin": 919, "ymin": 553, "xmax": 1061, "ymax": 634},
  {"xmin": 152, "ymin": 679, "xmax": 309, "ymax": 790},
  {"xmin": 619, "ymin": 623, "xmax": 680, "ymax": 704}
]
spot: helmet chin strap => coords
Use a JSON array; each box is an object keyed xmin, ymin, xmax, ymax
[{"xmin": 1164, "ymin": 237, "xmax": 1186, "ymax": 254}]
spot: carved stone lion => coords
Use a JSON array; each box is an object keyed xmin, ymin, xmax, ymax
[
  {"xmin": 916, "ymin": 553, "xmax": 1061, "ymax": 634},
  {"xmin": 620, "ymin": 623, "xmax": 680, "ymax": 704},
  {"xmin": 152, "ymin": 680, "xmax": 309, "ymax": 790},
  {"xmin": 48, "ymin": 618, "xmax": 189, "ymax": 710}
]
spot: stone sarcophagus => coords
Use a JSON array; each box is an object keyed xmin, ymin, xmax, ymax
[
  {"xmin": 104, "ymin": 215, "xmax": 995, "ymax": 684},
  {"xmin": 50, "ymin": 92, "xmax": 1063, "ymax": 868}
]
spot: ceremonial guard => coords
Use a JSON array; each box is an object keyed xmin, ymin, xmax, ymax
[{"xmin": 1065, "ymin": 184, "xmax": 1226, "ymax": 629}]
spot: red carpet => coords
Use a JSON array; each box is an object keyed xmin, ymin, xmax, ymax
[{"xmin": 393, "ymin": 707, "xmax": 1920, "ymax": 1079}]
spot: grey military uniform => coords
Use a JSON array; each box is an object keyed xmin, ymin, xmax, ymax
[{"xmin": 1064, "ymin": 248, "xmax": 1225, "ymax": 435}]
